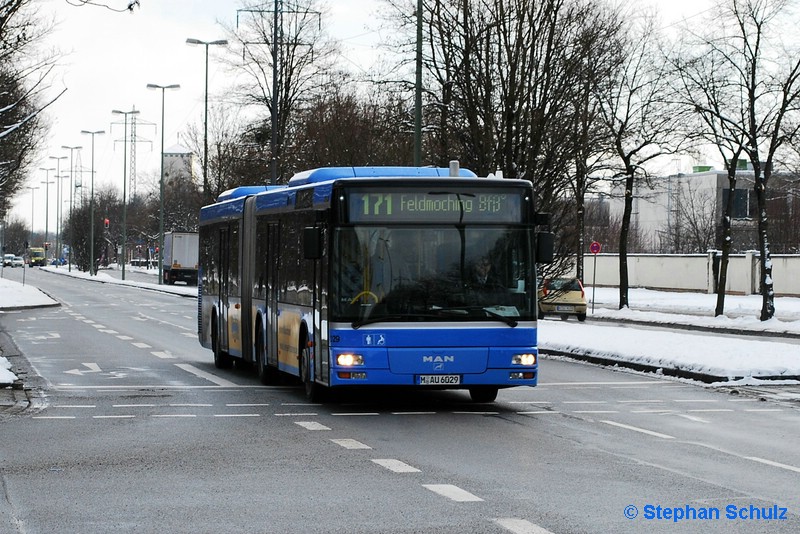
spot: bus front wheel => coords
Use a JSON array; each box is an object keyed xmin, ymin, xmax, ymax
[{"xmin": 468, "ymin": 387, "xmax": 498, "ymax": 403}]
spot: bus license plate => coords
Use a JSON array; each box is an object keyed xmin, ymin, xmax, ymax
[{"xmin": 419, "ymin": 375, "xmax": 461, "ymax": 385}]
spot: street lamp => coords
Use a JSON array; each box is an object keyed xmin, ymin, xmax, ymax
[
  {"xmin": 147, "ymin": 83, "xmax": 180, "ymax": 285},
  {"xmin": 186, "ymin": 37, "xmax": 228, "ymax": 200},
  {"xmin": 49, "ymin": 155, "xmax": 67, "ymax": 263},
  {"xmin": 39, "ymin": 167, "xmax": 56, "ymax": 257},
  {"xmin": 81, "ymin": 129, "xmax": 105, "ymax": 276},
  {"xmin": 62, "ymin": 145, "xmax": 83, "ymax": 271},
  {"xmin": 111, "ymin": 108, "xmax": 139, "ymax": 281},
  {"xmin": 25, "ymin": 186, "xmax": 39, "ymax": 248}
]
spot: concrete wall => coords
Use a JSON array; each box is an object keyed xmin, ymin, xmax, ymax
[{"xmin": 584, "ymin": 252, "xmax": 800, "ymax": 296}]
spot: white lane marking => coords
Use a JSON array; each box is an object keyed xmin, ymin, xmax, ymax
[
  {"xmin": 673, "ymin": 399, "xmax": 718, "ymax": 403},
  {"xmin": 563, "ymin": 401, "xmax": 607, "ymax": 404},
  {"xmin": 131, "ymin": 342, "xmax": 152, "ymax": 349},
  {"xmin": 174, "ymin": 363, "xmax": 238, "ymax": 387},
  {"xmin": 91, "ymin": 324, "xmax": 105, "ymax": 329},
  {"xmin": 170, "ymin": 403, "xmax": 212, "ymax": 407},
  {"xmin": 617, "ymin": 400, "xmax": 664, "ymax": 404},
  {"xmin": 152, "ymin": 414, "xmax": 196, "ymax": 418},
  {"xmin": 539, "ymin": 381, "xmax": 658, "ymax": 386},
  {"xmin": 152, "ymin": 351, "xmax": 175, "ymax": 359},
  {"xmin": 686, "ymin": 409, "xmax": 733, "ymax": 413},
  {"xmin": 32, "ymin": 416, "xmax": 75, "ymax": 420},
  {"xmin": 276, "ymin": 412, "xmax": 318, "ymax": 417},
  {"xmin": 93, "ymin": 415, "xmax": 136, "ymax": 419},
  {"xmin": 372, "ymin": 459, "xmax": 421, "ymax": 473},
  {"xmin": 728, "ymin": 398, "xmax": 759, "ymax": 402},
  {"xmin": 295, "ymin": 421, "xmax": 330, "ymax": 431},
  {"xmin": 331, "ymin": 439, "xmax": 372, "ymax": 450},
  {"xmin": 390, "ymin": 411, "xmax": 436, "ymax": 415},
  {"xmin": 672, "ymin": 413, "xmax": 710, "ymax": 423},
  {"xmin": 631, "ymin": 409, "xmax": 673, "ymax": 414},
  {"xmin": 494, "ymin": 518, "xmax": 555, "ymax": 534},
  {"xmin": 181, "ymin": 332, "xmax": 195, "ymax": 337},
  {"xmin": 517, "ymin": 411, "xmax": 559, "ymax": 415},
  {"xmin": 422, "ymin": 484, "xmax": 483, "ymax": 502},
  {"xmin": 601, "ymin": 420, "xmax": 675, "ymax": 440},
  {"xmin": 114, "ymin": 404, "xmax": 155, "ymax": 408},
  {"xmin": 330, "ymin": 412, "xmax": 379, "ymax": 416},
  {"xmin": 116, "ymin": 335, "xmax": 133, "ymax": 341},
  {"xmin": 572, "ymin": 410, "xmax": 619, "ymax": 414},
  {"xmin": 213, "ymin": 414, "xmax": 260, "ymax": 418},
  {"xmin": 452, "ymin": 411, "xmax": 499, "ymax": 415},
  {"xmin": 227, "ymin": 403, "xmax": 269, "ymax": 407},
  {"xmin": 99, "ymin": 329, "xmax": 118, "ymax": 334},
  {"xmin": 744, "ymin": 456, "xmax": 800, "ymax": 474},
  {"xmin": 53, "ymin": 405, "xmax": 96, "ymax": 408},
  {"xmin": 744, "ymin": 409, "xmax": 783, "ymax": 412}
]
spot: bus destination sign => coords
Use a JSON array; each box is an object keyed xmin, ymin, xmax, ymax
[{"xmin": 347, "ymin": 188, "xmax": 523, "ymax": 223}]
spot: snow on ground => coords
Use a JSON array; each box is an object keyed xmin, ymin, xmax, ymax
[{"xmin": 2, "ymin": 266, "xmax": 800, "ymax": 386}]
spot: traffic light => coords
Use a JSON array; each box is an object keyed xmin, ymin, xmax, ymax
[{"xmin": 104, "ymin": 218, "xmax": 110, "ymax": 229}]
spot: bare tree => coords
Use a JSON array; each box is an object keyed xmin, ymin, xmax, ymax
[
  {"xmin": 594, "ymin": 9, "xmax": 688, "ymax": 309},
  {"xmin": 225, "ymin": 0, "xmax": 339, "ymax": 185},
  {"xmin": 679, "ymin": 0, "xmax": 800, "ymax": 320},
  {"xmin": 0, "ymin": 0, "xmax": 62, "ymax": 215}
]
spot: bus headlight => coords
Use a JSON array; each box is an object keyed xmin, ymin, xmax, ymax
[
  {"xmin": 512, "ymin": 353, "xmax": 536, "ymax": 366},
  {"xmin": 336, "ymin": 353, "xmax": 364, "ymax": 366}
]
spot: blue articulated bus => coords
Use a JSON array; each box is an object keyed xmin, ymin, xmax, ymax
[{"xmin": 198, "ymin": 166, "xmax": 553, "ymax": 402}]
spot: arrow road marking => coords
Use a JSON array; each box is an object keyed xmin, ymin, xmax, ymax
[{"xmin": 64, "ymin": 363, "xmax": 102, "ymax": 376}]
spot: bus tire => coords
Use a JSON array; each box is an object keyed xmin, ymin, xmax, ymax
[
  {"xmin": 300, "ymin": 343, "xmax": 324, "ymax": 403},
  {"xmin": 212, "ymin": 316, "xmax": 232, "ymax": 369},
  {"xmin": 256, "ymin": 325, "xmax": 278, "ymax": 385},
  {"xmin": 468, "ymin": 386, "xmax": 498, "ymax": 403}
]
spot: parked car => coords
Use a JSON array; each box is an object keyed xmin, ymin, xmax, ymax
[
  {"xmin": 12, "ymin": 256, "xmax": 24, "ymax": 268},
  {"xmin": 3, "ymin": 253, "xmax": 14, "ymax": 267},
  {"xmin": 538, "ymin": 277, "xmax": 587, "ymax": 321}
]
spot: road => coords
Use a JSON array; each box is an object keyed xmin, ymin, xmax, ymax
[{"xmin": 1, "ymin": 267, "xmax": 799, "ymax": 533}]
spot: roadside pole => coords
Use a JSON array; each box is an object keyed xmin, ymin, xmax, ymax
[{"xmin": 589, "ymin": 241, "xmax": 601, "ymax": 314}]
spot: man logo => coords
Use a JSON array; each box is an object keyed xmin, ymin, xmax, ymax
[{"xmin": 422, "ymin": 356, "xmax": 455, "ymax": 363}]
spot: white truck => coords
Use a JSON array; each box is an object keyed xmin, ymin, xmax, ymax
[{"xmin": 162, "ymin": 232, "xmax": 199, "ymax": 285}]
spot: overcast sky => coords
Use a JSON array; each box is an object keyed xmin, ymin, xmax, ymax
[{"xmin": 11, "ymin": 0, "xmax": 711, "ymax": 230}]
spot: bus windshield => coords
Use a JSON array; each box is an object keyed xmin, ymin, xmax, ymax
[{"xmin": 331, "ymin": 226, "xmax": 534, "ymax": 324}]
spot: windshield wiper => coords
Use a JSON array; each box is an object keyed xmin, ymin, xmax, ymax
[
  {"xmin": 433, "ymin": 306, "xmax": 518, "ymax": 328},
  {"xmin": 351, "ymin": 313, "xmax": 440, "ymax": 329}
]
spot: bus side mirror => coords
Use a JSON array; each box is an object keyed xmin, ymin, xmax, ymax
[
  {"xmin": 303, "ymin": 227, "xmax": 323, "ymax": 259},
  {"xmin": 536, "ymin": 231, "xmax": 554, "ymax": 264}
]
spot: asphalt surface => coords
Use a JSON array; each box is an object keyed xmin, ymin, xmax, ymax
[{"xmin": 3, "ymin": 274, "xmax": 800, "ymax": 414}]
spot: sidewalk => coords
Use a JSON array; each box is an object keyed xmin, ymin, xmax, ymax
[{"xmin": 3, "ymin": 269, "xmax": 800, "ymax": 414}]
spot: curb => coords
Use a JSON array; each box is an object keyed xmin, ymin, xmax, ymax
[{"xmin": 541, "ymin": 348, "xmax": 800, "ymax": 384}]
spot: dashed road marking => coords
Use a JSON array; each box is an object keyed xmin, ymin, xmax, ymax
[
  {"xmin": 295, "ymin": 421, "xmax": 330, "ymax": 431},
  {"xmin": 422, "ymin": 484, "xmax": 482, "ymax": 502},
  {"xmin": 745, "ymin": 456, "xmax": 800, "ymax": 474},
  {"xmin": 331, "ymin": 438, "xmax": 372, "ymax": 450},
  {"xmin": 372, "ymin": 459, "xmax": 420, "ymax": 473},
  {"xmin": 601, "ymin": 420, "xmax": 675, "ymax": 440},
  {"xmin": 174, "ymin": 363, "xmax": 238, "ymax": 387},
  {"xmin": 494, "ymin": 518, "xmax": 555, "ymax": 534}
]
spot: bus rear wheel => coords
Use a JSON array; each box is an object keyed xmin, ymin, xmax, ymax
[
  {"xmin": 300, "ymin": 344, "xmax": 325, "ymax": 403},
  {"xmin": 468, "ymin": 387, "xmax": 498, "ymax": 403},
  {"xmin": 256, "ymin": 327, "xmax": 278, "ymax": 385},
  {"xmin": 212, "ymin": 317, "xmax": 232, "ymax": 369}
]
